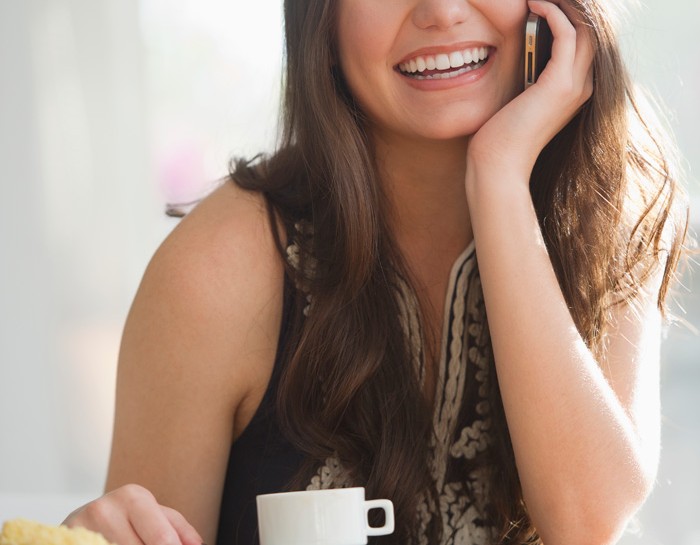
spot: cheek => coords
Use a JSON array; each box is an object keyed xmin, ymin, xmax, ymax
[
  {"xmin": 336, "ymin": 0, "xmax": 407, "ymax": 80},
  {"xmin": 480, "ymin": 1, "xmax": 529, "ymax": 95},
  {"xmin": 472, "ymin": 0, "xmax": 529, "ymax": 54},
  {"xmin": 336, "ymin": 3, "xmax": 386, "ymax": 71},
  {"xmin": 336, "ymin": 4, "xmax": 398, "ymax": 113},
  {"xmin": 471, "ymin": 0, "xmax": 529, "ymax": 26}
]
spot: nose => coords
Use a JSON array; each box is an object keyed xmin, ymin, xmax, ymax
[{"xmin": 411, "ymin": 0, "xmax": 472, "ymax": 31}]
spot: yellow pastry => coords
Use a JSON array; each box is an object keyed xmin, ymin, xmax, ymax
[{"xmin": 0, "ymin": 519, "xmax": 114, "ymax": 545}]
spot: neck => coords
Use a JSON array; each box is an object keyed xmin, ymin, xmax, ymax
[{"xmin": 373, "ymin": 130, "xmax": 473, "ymax": 258}]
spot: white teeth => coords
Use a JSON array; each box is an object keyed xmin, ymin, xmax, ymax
[
  {"xmin": 435, "ymin": 53, "xmax": 451, "ymax": 70},
  {"xmin": 448, "ymin": 51, "xmax": 464, "ymax": 68},
  {"xmin": 398, "ymin": 47, "xmax": 490, "ymax": 75},
  {"xmin": 407, "ymin": 62, "xmax": 482, "ymax": 80}
]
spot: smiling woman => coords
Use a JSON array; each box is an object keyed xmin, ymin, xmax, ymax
[
  {"xmin": 59, "ymin": 0, "xmax": 689, "ymax": 543},
  {"xmin": 212, "ymin": 1, "xmax": 685, "ymax": 544},
  {"xmin": 4, "ymin": 0, "xmax": 692, "ymax": 545}
]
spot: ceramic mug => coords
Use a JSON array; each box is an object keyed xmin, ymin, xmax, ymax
[{"xmin": 256, "ymin": 487, "xmax": 395, "ymax": 545}]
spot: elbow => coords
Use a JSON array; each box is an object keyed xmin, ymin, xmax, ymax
[
  {"xmin": 538, "ymin": 507, "xmax": 638, "ymax": 545},
  {"xmin": 560, "ymin": 508, "xmax": 643, "ymax": 545},
  {"xmin": 549, "ymin": 524, "xmax": 627, "ymax": 545},
  {"xmin": 571, "ymin": 502, "xmax": 644, "ymax": 545},
  {"xmin": 537, "ymin": 469, "xmax": 656, "ymax": 545}
]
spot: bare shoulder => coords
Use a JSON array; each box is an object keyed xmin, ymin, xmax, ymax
[
  {"xmin": 108, "ymin": 180, "xmax": 286, "ymax": 541},
  {"xmin": 157, "ymin": 179, "xmax": 284, "ymax": 291},
  {"xmin": 123, "ymin": 180, "xmax": 286, "ymax": 423}
]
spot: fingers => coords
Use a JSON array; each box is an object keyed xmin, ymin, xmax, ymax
[
  {"xmin": 128, "ymin": 489, "xmax": 184, "ymax": 545},
  {"xmin": 161, "ymin": 506, "xmax": 204, "ymax": 545},
  {"xmin": 65, "ymin": 491, "xmax": 147, "ymax": 545},
  {"xmin": 526, "ymin": 0, "xmax": 595, "ymax": 106},
  {"xmin": 64, "ymin": 484, "xmax": 200, "ymax": 545},
  {"xmin": 529, "ymin": 0, "xmax": 577, "ymax": 71}
]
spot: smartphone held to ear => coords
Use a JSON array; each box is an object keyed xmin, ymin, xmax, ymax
[{"xmin": 524, "ymin": 13, "xmax": 553, "ymax": 88}]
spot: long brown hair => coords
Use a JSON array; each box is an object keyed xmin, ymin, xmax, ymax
[{"xmin": 230, "ymin": 0, "xmax": 689, "ymax": 543}]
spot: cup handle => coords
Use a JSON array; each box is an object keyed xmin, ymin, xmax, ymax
[{"xmin": 364, "ymin": 499, "xmax": 395, "ymax": 536}]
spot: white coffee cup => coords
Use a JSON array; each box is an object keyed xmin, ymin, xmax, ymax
[{"xmin": 256, "ymin": 487, "xmax": 394, "ymax": 545}]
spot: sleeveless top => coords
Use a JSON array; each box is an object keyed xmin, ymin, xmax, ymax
[{"xmin": 216, "ymin": 223, "xmax": 496, "ymax": 545}]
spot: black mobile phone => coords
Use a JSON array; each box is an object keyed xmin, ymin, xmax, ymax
[{"xmin": 524, "ymin": 13, "xmax": 553, "ymax": 89}]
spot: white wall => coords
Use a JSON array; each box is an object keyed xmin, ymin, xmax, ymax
[
  {"xmin": 0, "ymin": 0, "xmax": 282, "ymax": 517},
  {"xmin": 1, "ymin": 0, "xmax": 154, "ymax": 497}
]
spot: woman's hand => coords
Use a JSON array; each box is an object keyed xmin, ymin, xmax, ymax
[
  {"xmin": 467, "ymin": 0, "xmax": 595, "ymax": 183},
  {"xmin": 63, "ymin": 484, "xmax": 204, "ymax": 545}
]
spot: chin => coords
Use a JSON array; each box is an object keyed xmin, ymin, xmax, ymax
[{"xmin": 415, "ymin": 118, "xmax": 489, "ymax": 141}]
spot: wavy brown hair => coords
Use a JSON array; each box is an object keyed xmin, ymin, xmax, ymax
[{"xmin": 229, "ymin": 0, "xmax": 689, "ymax": 543}]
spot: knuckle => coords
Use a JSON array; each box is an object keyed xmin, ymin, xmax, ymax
[
  {"xmin": 120, "ymin": 483, "xmax": 154, "ymax": 504},
  {"xmin": 82, "ymin": 499, "xmax": 112, "ymax": 525}
]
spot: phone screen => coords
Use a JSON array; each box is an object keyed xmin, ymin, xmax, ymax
[{"xmin": 524, "ymin": 13, "xmax": 553, "ymax": 88}]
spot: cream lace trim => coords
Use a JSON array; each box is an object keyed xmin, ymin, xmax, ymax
[{"xmin": 285, "ymin": 220, "xmax": 315, "ymax": 316}]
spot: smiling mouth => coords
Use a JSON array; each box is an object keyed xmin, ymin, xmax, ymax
[{"xmin": 396, "ymin": 46, "xmax": 492, "ymax": 80}]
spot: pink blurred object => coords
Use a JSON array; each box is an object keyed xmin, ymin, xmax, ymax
[{"xmin": 156, "ymin": 138, "xmax": 207, "ymax": 205}]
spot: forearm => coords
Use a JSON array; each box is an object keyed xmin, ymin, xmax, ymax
[{"xmin": 466, "ymin": 170, "xmax": 653, "ymax": 544}]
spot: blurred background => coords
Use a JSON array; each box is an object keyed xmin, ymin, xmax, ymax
[{"xmin": 0, "ymin": 0, "xmax": 697, "ymax": 543}]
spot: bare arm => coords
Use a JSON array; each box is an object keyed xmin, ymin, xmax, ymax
[
  {"xmin": 65, "ymin": 182, "xmax": 285, "ymax": 545},
  {"xmin": 466, "ymin": 179, "xmax": 661, "ymax": 544},
  {"xmin": 464, "ymin": 1, "xmax": 663, "ymax": 542}
]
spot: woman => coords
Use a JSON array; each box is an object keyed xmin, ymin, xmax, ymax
[{"xmin": 64, "ymin": 0, "xmax": 688, "ymax": 543}]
